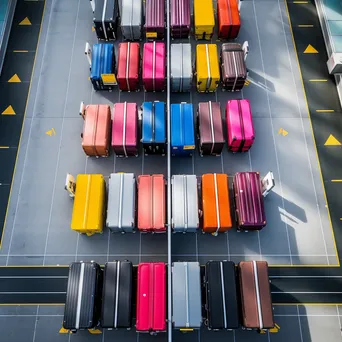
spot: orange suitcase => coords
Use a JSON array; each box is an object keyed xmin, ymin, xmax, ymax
[{"xmin": 217, "ymin": 0, "xmax": 240, "ymax": 40}]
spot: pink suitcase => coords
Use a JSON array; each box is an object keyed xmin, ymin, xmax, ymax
[
  {"xmin": 226, "ymin": 99, "xmax": 255, "ymax": 152},
  {"xmin": 142, "ymin": 42, "xmax": 166, "ymax": 92},
  {"xmin": 112, "ymin": 102, "xmax": 138, "ymax": 157}
]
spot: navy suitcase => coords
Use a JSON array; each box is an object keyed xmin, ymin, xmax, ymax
[{"xmin": 93, "ymin": 0, "xmax": 119, "ymax": 41}]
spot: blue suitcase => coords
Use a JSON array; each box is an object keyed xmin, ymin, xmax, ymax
[
  {"xmin": 171, "ymin": 103, "xmax": 195, "ymax": 156},
  {"xmin": 141, "ymin": 101, "xmax": 166, "ymax": 155},
  {"xmin": 90, "ymin": 44, "xmax": 116, "ymax": 91}
]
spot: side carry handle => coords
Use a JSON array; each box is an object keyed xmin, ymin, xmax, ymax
[
  {"xmin": 65, "ymin": 173, "xmax": 76, "ymax": 198},
  {"xmin": 85, "ymin": 42, "xmax": 92, "ymax": 67}
]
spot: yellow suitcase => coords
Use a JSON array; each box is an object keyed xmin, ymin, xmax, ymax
[
  {"xmin": 194, "ymin": 0, "xmax": 215, "ymax": 40},
  {"xmin": 71, "ymin": 174, "xmax": 105, "ymax": 236},
  {"xmin": 196, "ymin": 44, "xmax": 220, "ymax": 93}
]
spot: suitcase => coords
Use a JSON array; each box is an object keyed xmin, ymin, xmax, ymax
[
  {"xmin": 93, "ymin": 0, "xmax": 119, "ymax": 41},
  {"xmin": 205, "ymin": 261, "xmax": 239, "ymax": 330},
  {"xmin": 63, "ymin": 261, "xmax": 102, "ymax": 332},
  {"xmin": 172, "ymin": 262, "xmax": 202, "ymax": 330},
  {"xmin": 221, "ymin": 43, "xmax": 247, "ymax": 91},
  {"xmin": 171, "ymin": 43, "xmax": 192, "ymax": 92},
  {"xmin": 194, "ymin": 0, "xmax": 215, "ymax": 40},
  {"xmin": 112, "ymin": 102, "xmax": 138, "ymax": 157},
  {"xmin": 198, "ymin": 102, "xmax": 225, "ymax": 156},
  {"xmin": 171, "ymin": 0, "xmax": 191, "ymax": 38},
  {"xmin": 117, "ymin": 42, "xmax": 140, "ymax": 92},
  {"xmin": 121, "ymin": 0, "xmax": 142, "ymax": 40},
  {"xmin": 233, "ymin": 172, "xmax": 266, "ymax": 231},
  {"xmin": 101, "ymin": 261, "xmax": 133, "ymax": 329},
  {"xmin": 145, "ymin": 0, "xmax": 165, "ymax": 39},
  {"xmin": 226, "ymin": 99, "xmax": 255, "ymax": 152},
  {"xmin": 142, "ymin": 42, "xmax": 166, "ymax": 92},
  {"xmin": 196, "ymin": 44, "xmax": 220, "ymax": 93},
  {"xmin": 106, "ymin": 173, "xmax": 136, "ymax": 233},
  {"xmin": 202, "ymin": 173, "xmax": 232, "ymax": 235},
  {"xmin": 137, "ymin": 175, "xmax": 166, "ymax": 232},
  {"xmin": 136, "ymin": 262, "xmax": 167, "ymax": 333},
  {"xmin": 71, "ymin": 174, "xmax": 106, "ymax": 236},
  {"xmin": 238, "ymin": 261, "xmax": 274, "ymax": 330},
  {"xmin": 217, "ymin": 0, "xmax": 241, "ymax": 39},
  {"xmin": 171, "ymin": 103, "xmax": 195, "ymax": 156},
  {"xmin": 141, "ymin": 101, "xmax": 166, "ymax": 155}
]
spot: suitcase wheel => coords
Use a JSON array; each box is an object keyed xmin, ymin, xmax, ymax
[
  {"xmin": 211, "ymin": 232, "xmax": 218, "ymax": 237},
  {"xmin": 204, "ymin": 319, "xmax": 208, "ymax": 327}
]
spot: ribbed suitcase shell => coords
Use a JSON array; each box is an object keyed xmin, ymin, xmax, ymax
[
  {"xmin": 171, "ymin": 43, "xmax": 192, "ymax": 92},
  {"xmin": 172, "ymin": 262, "xmax": 202, "ymax": 329},
  {"xmin": 121, "ymin": 0, "xmax": 142, "ymax": 40},
  {"xmin": 233, "ymin": 172, "xmax": 266, "ymax": 231},
  {"xmin": 171, "ymin": 175, "xmax": 199, "ymax": 233},
  {"xmin": 196, "ymin": 44, "xmax": 220, "ymax": 92},
  {"xmin": 226, "ymin": 99, "xmax": 255, "ymax": 152},
  {"xmin": 141, "ymin": 101, "xmax": 166, "ymax": 155},
  {"xmin": 194, "ymin": 0, "xmax": 215, "ymax": 40},
  {"xmin": 71, "ymin": 174, "xmax": 105, "ymax": 236},
  {"xmin": 101, "ymin": 261, "xmax": 133, "ymax": 329},
  {"xmin": 145, "ymin": 0, "xmax": 165, "ymax": 39},
  {"xmin": 117, "ymin": 42, "xmax": 140, "ymax": 92},
  {"xmin": 202, "ymin": 173, "xmax": 232, "ymax": 234},
  {"xmin": 112, "ymin": 102, "xmax": 138, "ymax": 157},
  {"xmin": 171, "ymin": 103, "xmax": 195, "ymax": 156},
  {"xmin": 238, "ymin": 261, "xmax": 274, "ymax": 330},
  {"xmin": 137, "ymin": 175, "xmax": 166, "ymax": 232},
  {"xmin": 93, "ymin": 0, "xmax": 119, "ymax": 41},
  {"xmin": 171, "ymin": 0, "xmax": 191, "ymax": 38},
  {"xmin": 205, "ymin": 261, "xmax": 239, "ymax": 330},
  {"xmin": 142, "ymin": 42, "xmax": 166, "ymax": 92},
  {"xmin": 63, "ymin": 262, "xmax": 102, "ymax": 331},
  {"xmin": 198, "ymin": 101, "xmax": 225, "ymax": 156},
  {"xmin": 106, "ymin": 173, "xmax": 136, "ymax": 233},
  {"xmin": 136, "ymin": 262, "xmax": 167, "ymax": 332},
  {"xmin": 217, "ymin": 0, "xmax": 241, "ymax": 39}
]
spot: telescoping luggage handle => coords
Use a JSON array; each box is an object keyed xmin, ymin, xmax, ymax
[
  {"xmin": 118, "ymin": 174, "xmax": 124, "ymax": 230},
  {"xmin": 129, "ymin": 0, "xmax": 134, "ymax": 40},
  {"xmin": 179, "ymin": 44, "xmax": 183, "ymax": 92},
  {"xmin": 184, "ymin": 262, "xmax": 190, "ymax": 328},
  {"xmin": 205, "ymin": 44, "xmax": 212, "ymax": 92},
  {"xmin": 231, "ymin": 51, "xmax": 238, "ymax": 91},
  {"xmin": 113, "ymin": 261, "xmax": 121, "ymax": 328},
  {"xmin": 102, "ymin": 0, "xmax": 108, "ymax": 40},
  {"xmin": 182, "ymin": 176, "xmax": 189, "ymax": 232},
  {"xmin": 220, "ymin": 262, "xmax": 228, "ymax": 329},
  {"xmin": 213, "ymin": 173, "xmax": 221, "ymax": 236},
  {"xmin": 75, "ymin": 262, "xmax": 86, "ymax": 330},
  {"xmin": 253, "ymin": 261, "xmax": 264, "ymax": 330},
  {"xmin": 125, "ymin": 43, "xmax": 131, "ymax": 92},
  {"xmin": 152, "ymin": 41, "xmax": 156, "ymax": 91},
  {"xmin": 152, "ymin": 101, "xmax": 156, "ymax": 143},
  {"xmin": 82, "ymin": 175, "xmax": 92, "ymax": 231},
  {"xmin": 208, "ymin": 101, "xmax": 216, "ymax": 155},
  {"xmin": 122, "ymin": 102, "xmax": 128, "ymax": 157}
]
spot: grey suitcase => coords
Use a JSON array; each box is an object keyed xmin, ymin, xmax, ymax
[
  {"xmin": 171, "ymin": 43, "xmax": 192, "ymax": 92},
  {"xmin": 172, "ymin": 262, "xmax": 202, "ymax": 330},
  {"xmin": 121, "ymin": 0, "xmax": 143, "ymax": 40},
  {"xmin": 106, "ymin": 173, "xmax": 136, "ymax": 233},
  {"xmin": 171, "ymin": 175, "xmax": 199, "ymax": 233}
]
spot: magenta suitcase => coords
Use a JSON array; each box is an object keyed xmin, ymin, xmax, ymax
[
  {"xmin": 145, "ymin": 0, "xmax": 165, "ymax": 39},
  {"xmin": 112, "ymin": 102, "xmax": 138, "ymax": 157},
  {"xmin": 226, "ymin": 99, "xmax": 255, "ymax": 152},
  {"xmin": 142, "ymin": 42, "xmax": 166, "ymax": 92}
]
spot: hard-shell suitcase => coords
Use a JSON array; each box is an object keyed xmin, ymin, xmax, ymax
[
  {"xmin": 136, "ymin": 262, "xmax": 167, "ymax": 333},
  {"xmin": 142, "ymin": 42, "xmax": 166, "ymax": 92},
  {"xmin": 171, "ymin": 175, "xmax": 199, "ymax": 233},
  {"xmin": 233, "ymin": 172, "xmax": 266, "ymax": 231},
  {"xmin": 101, "ymin": 261, "xmax": 133, "ymax": 329},
  {"xmin": 194, "ymin": 0, "xmax": 215, "ymax": 40},
  {"xmin": 137, "ymin": 175, "xmax": 166, "ymax": 232},
  {"xmin": 106, "ymin": 173, "xmax": 136, "ymax": 233},
  {"xmin": 93, "ymin": 0, "xmax": 119, "ymax": 41},
  {"xmin": 217, "ymin": 0, "xmax": 241, "ymax": 39},
  {"xmin": 171, "ymin": 43, "xmax": 192, "ymax": 92},
  {"xmin": 238, "ymin": 261, "xmax": 274, "ymax": 330},
  {"xmin": 171, "ymin": 103, "xmax": 195, "ymax": 156},
  {"xmin": 172, "ymin": 262, "xmax": 202, "ymax": 330},
  {"xmin": 171, "ymin": 0, "xmax": 191, "ymax": 38},
  {"xmin": 141, "ymin": 101, "xmax": 166, "ymax": 155},
  {"xmin": 112, "ymin": 102, "xmax": 138, "ymax": 157},
  {"xmin": 226, "ymin": 99, "xmax": 255, "ymax": 152},
  {"xmin": 202, "ymin": 173, "xmax": 232, "ymax": 235},
  {"xmin": 117, "ymin": 42, "xmax": 140, "ymax": 92},
  {"xmin": 121, "ymin": 0, "xmax": 142, "ymax": 40},
  {"xmin": 71, "ymin": 174, "xmax": 106, "ymax": 236},
  {"xmin": 198, "ymin": 101, "xmax": 225, "ymax": 156},
  {"xmin": 81, "ymin": 104, "xmax": 111, "ymax": 157},
  {"xmin": 196, "ymin": 44, "xmax": 220, "ymax": 93},
  {"xmin": 63, "ymin": 261, "xmax": 102, "ymax": 331},
  {"xmin": 145, "ymin": 0, "xmax": 165, "ymax": 39},
  {"xmin": 205, "ymin": 261, "xmax": 239, "ymax": 330},
  {"xmin": 221, "ymin": 43, "xmax": 247, "ymax": 91}
]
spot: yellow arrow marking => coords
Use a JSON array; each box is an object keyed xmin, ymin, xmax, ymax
[
  {"xmin": 2, "ymin": 105, "xmax": 15, "ymax": 115},
  {"xmin": 46, "ymin": 128, "xmax": 56, "ymax": 136},
  {"xmin": 88, "ymin": 329, "xmax": 102, "ymax": 334},
  {"xmin": 19, "ymin": 17, "xmax": 31, "ymax": 25},
  {"xmin": 304, "ymin": 44, "xmax": 318, "ymax": 54},
  {"xmin": 92, "ymin": 26, "xmax": 95, "ymax": 32},
  {"xmin": 278, "ymin": 128, "xmax": 288, "ymax": 136},
  {"xmin": 324, "ymin": 135, "xmax": 341, "ymax": 146},
  {"xmin": 59, "ymin": 327, "xmax": 69, "ymax": 334},
  {"xmin": 8, "ymin": 74, "xmax": 21, "ymax": 83},
  {"xmin": 244, "ymin": 79, "xmax": 250, "ymax": 86}
]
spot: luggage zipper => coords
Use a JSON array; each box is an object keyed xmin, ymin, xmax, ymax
[
  {"xmin": 114, "ymin": 261, "xmax": 121, "ymax": 328},
  {"xmin": 252, "ymin": 261, "xmax": 264, "ymax": 330},
  {"xmin": 152, "ymin": 102, "xmax": 155, "ymax": 145},
  {"xmin": 123, "ymin": 102, "xmax": 128, "ymax": 157},
  {"xmin": 152, "ymin": 41, "xmax": 156, "ymax": 91},
  {"xmin": 149, "ymin": 263, "xmax": 154, "ymax": 330},
  {"xmin": 220, "ymin": 262, "xmax": 228, "ymax": 329},
  {"xmin": 92, "ymin": 105, "xmax": 100, "ymax": 156},
  {"xmin": 184, "ymin": 262, "xmax": 190, "ymax": 328},
  {"xmin": 226, "ymin": 0, "xmax": 233, "ymax": 38},
  {"xmin": 205, "ymin": 44, "xmax": 212, "ymax": 92},
  {"xmin": 75, "ymin": 262, "xmax": 85, "ymax": 330},
  {"xmin": 151, "ymin": 176, "xmax": 154, "ymax": 231},
  {"xmin": 180, "ymin": 103, "xmax": 183, "ymax": 151},
  {"xmin": 82, "ymin": 175, "xmax": 92, "ymax": 232},
  {"xmin": 208, "ymin": 101, "xmax": 215, "ymax": 155},
  {"xmin": 126, "ymin": 43, "xmax": 131, "ymax": 92},
  {"xmin": 183, "ymin": 176, "xmax": 188, "ymax": 232},
  {"xmin": 102, "ymin": 0, "xmax": 108, "ymax": 40},
  {"xmin": 213, "ymin": 174, "xmax": 221, "ymax": 236},
  {"xmin": 232, "ymin": 51, "xmax": 238, "ymax": 91},
  {"xmin": 118, "ymin": 174, "xmax": 124, "ymax": 231},
  {"xmin": 237, "ymin": 100, "xmax": 245, "ymax": 152}
]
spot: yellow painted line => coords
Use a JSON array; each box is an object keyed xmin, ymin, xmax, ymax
[
  {"xmin": 331, "ymin": 180, "xmax": 342, "ymax": 183},
  {"xmin": 13, "ymin": 50, "xmax": 28, "ymax": 53},
  {"xmin": 316, "ymin": 109, "xmax": 335, "ymax": 112},
  {"xmin": 0, "ymin": 146, "xmax": 9, "ymax": 149},
  {"xmin": 293, "ymin": 1, "xmax": 308, "ymax": 3},
  {"xmin": 298, "ymin": 25, "xmax": 314, "ymax": 27},
  {"xmin": 309, "ymin": 79, "xmax": 328, "ymax": 82}
]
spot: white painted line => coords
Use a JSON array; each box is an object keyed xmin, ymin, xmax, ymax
[
  {"xmin": 32, "ymin": 306, "xmax": 39, "ymax": 342},
  {"xmin": 272, "ymin": 291, "xmax": 342, "ymax": 294},
  {"xmin": 0, "ymin": 276, "xmax": 68, "ymax": 279},
  {"xmin": 297, "ymin": 305, "xmax": 304, "ymax": 342}
]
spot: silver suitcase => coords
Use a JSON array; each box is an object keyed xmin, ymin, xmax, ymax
[
  {"xmin": 172, "ymin": 262, "xmax": 202, "ymax": 329},
  {"xmin": 171, "ymin": 43, "xmax": 192, "ymax": 92},
  {"xmin": 121, "ymin": 0, "xmax": 143, "ymax": 40},
  {"xmin": 171, "ymin": 175, "xmax": 199, "ymax": 233},
  {"xmin": 106, "ymin": 173, "xmax": 136, "ymax": 233}
]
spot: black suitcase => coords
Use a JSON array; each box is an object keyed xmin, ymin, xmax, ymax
[
  {"xmin": 63, "ymin": 261, "xmax": 102, "ymax": 332},
  {"xmin": 93, "ymin": 0, "xmax": 119, "ymax": 41},
  {"xmin": 205, "ymin": 261, "xmax": 240, "ymax": 330},
  {"xmin": 101, "ymin": 261, "xmax": 133, "ymax": 329}
]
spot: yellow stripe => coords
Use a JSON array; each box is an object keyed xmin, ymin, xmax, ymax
[
  {"xmin": 309, "ymin": 79, "xmax": 328, "ymax": 82},
  {"xmin": 298, "ymin": 25, "xmax": 314, "ymax": 27},
  {"xmin": 331, "ymin": 180, "xmax": 342, "ymax": 183},
  {"xmin": 0, "ymin": 146, "xmax": 9, "ymax": 149},
  {"xmin": 293, "ymin": 1, "xmax": 308, "ymax": 3},
  {"xmin": 13, "ymin": 50, "xmax": 29, "ymax": 53},
  {"xmin": 316, "ymin": 109, "xmax": 335, "ymax": 112}
]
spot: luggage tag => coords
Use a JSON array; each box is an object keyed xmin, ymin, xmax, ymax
[
  {"xmin": 101, "ymin": 73, "xmax": 117, "ymax": 86},
  {"xmin": 146, "ymin": 32, "xmax": 157, "ymax": 39}
]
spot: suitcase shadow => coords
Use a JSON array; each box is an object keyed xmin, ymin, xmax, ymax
[{"xmin": 246, "ymin": 69, "xmax": 275, "ymax": 93}]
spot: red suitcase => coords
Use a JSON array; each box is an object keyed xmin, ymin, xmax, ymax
[{"xmin": 217, "ymin": 0, "xmax": 241, "ymax": 39}]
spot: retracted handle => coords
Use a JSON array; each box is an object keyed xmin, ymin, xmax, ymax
[
  {"xmin": 65, "ymin": 173, "xmax": 76, "ymax": 198},
  {"xmin": 90, "ymin": 0, "xmax": 95, "ymax": 13},
  {"xmin": 208, "ymin": 101, "xmax": 215, "ymax": 155},
  {"xmin": 183, "ymin": 176, "xmax": 188, "ymax": 232},
  {"xmin": 123, "ymin": 102, "xmax": 128, "ymax": 157},
  {"xmin": 184, "ymin": 262, "xmax": 190, "ymax": 328},
  {"xmin": 126, "ymin": 43, "xmax": 131, "ymax": 91},
  {"xmin": 242, "ymin": 41, "xmax": 249, "ymax": 62},
  {"xmin": 152, "ymin": 41, "xmax": 156, "ymax": 91},
  {"xmin": 85, "ymin": 42, "xmax": 92, "ymax": 67},
  {"xmin": 129, "ymin": 0, "xmax": 133, "ymax": 39},
  {"xmin": 213, "ymin": 173, "xmax": 221, "ymax": 236},
  {"xmin": 180, "ymin": 44, "xmax": 183, "ymax": 92},
  {"xmin": 205, "ymin": 44, "xmax": 211, "ymax": 91},
  {"xmin": 118, "ymin": 174, "xmax": 124, "ymax": 230},
  {"xmin": 152, "ymin": 101, "xmax": 155, "ymax": 142}
]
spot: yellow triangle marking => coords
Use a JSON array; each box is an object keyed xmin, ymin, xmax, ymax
[
  {"xmin": 304, "ymin": 44, "xmax": 318, "ymax": 54},
  {"xmin": 324, "ymin": 134, "xmax": 341, "ymax": 146},
  {"xmin": 278, "ymin": 128, "xmax": 283, "ymax": 135},
  {"xmin": 8, "ymin": 74, "xmax": 21, "ymax": 83},
  {"xmin": 59, "ymin": 327, "xmax": 69, "ymax": 334},
  {"xmin": 282, "ymin": 129, "xmax": 288, "ymax": 136},
  {"xmin": 92, "ymin": 26, "xmax": 95, "ymax": 32},
  {"xmin": 2, "ymin": 105, "xmax": 16, "ymax": 115},
  {"xmin": 19, "ymin": 17, "xmax": 32, "ymax": 25},
  {"xmin": 88, "ymin": 329, "xmax": 102, "ymax": 334}
]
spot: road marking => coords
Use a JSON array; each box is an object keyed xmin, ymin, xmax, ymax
[
  {"xmin": 316, "ymin": 109, "xmax": 335, "ymax": 113},
  {"xmin": 293, "ymin": 1, "xmax": 308, "ymax": 3},
  {"xmin": 45, "ymin": 128, "xmax": 56, "ymax": 136},
  {"xmin": 309, "ymin": 79, "xmax": 328, "ymax": 82},
  {"xmin": 13, "ymin": 50, "xmax": 28, "ymax": 53},
  {"xmin": 324, "ymin": 135, "xmax": 341, "ymax": 146},
  {"xmin": 244, "ymin": 79, "xmax": 250, "ymax": 86},
  {"xmin": 59, "ymin": 328, "xmax": 69, "ymax": 334},
  {"xmin": 304, "ymin": 44, "xmax": 318, "ymax": 54},
  {"xmin": 331, "ymin": 180, "xmax": 342, "ymax": 183},
  {"xmin": 92, "ymin": 26, "xmax": 95, "ymax": 32},
  {"xmin": 19, "ymin": 17, "xmax": 32, "ymax": 26},
  {"xmin": 8, "ymin": 74, "xmax": 21, "ymax": 83},
  {"xmin": 1, "ymin": 105, "xmax": 16, "ymax": 115},
  {"xmin": 0, "ymin": 146, "xmax": 9, "ymax": 149},
  {"xmin": 298, "ymin": 24, "xmax": 313, "ymax": 27},
  {"xmin": 278, "ymin": 128, "xmax": 288, "ymax": 136}
]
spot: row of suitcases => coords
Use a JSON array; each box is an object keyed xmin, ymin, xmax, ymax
[{"xmin": 63, "ymin": 260, "xmax": 274, "ymax": 333}]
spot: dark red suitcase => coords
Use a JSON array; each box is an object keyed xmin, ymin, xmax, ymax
[{"xmin": 171, "ymin": 0, "xmax": 191, "ymax": 39}]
